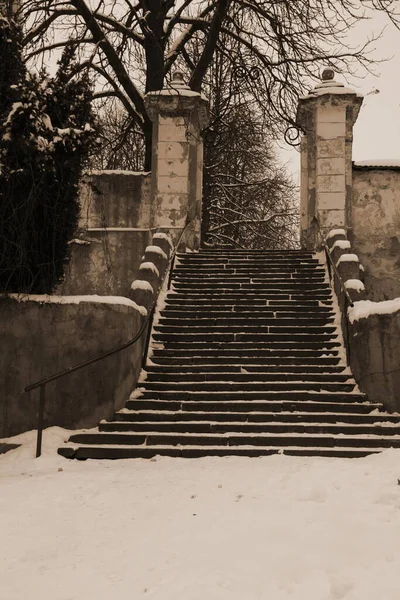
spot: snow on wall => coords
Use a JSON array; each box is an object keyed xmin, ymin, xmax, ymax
[
  {"xmin": 153, "ymin": 232, "xmax": 174, "ymax": 249},
  {"xmin": 87, "ymin": 170, "xmax": 151, "ymax": 176},
  {"xmin": 131, "ymin": 280, "xmax": 154, "ymax": 293},
  {"xmin": 331, "ymin": 240, "xmax": 351, "ymax": 251},
  {"xmin": 354, "ymin": 160, "xmax": 400, "ymax": 169},
  {"xmin": 145, "ymin": 246, "xmax": 168, "ymax": 260},
  {"xmin": 348, "ymin": 298, "xmax": 400, "ymax": 323},
  {"xmin": 336, "ymin": 254, "xmax": 359, "ymax": 266},
  {"xmin": 344, "ymin": 279, "xmax": 365, "ymax": 292},
  {"xmin": 326, "ymin": 229, "xmax": 346, "ymax": 240},
  {"xmin": 7, "ymin": 294, "xmax": 147, "ymax": 316},
  {"xmin": 139, "ymin": 262, "xmax": 160, "ymax": 277}
]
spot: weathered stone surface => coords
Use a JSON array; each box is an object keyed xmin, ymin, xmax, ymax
[
  {"xmin": 60, "ymin": 230, "xmax": 151, "ymax": 297},
  {"xmin": 297, "ymin": 74, "xmax": 362, "ymax": 245},
  {"xmin": 349, "ymin": 310, "xmax": 400, "ymax": 412},
  {"xmin": 0, "ymin": 297, "xmax": 144, "ymax": 437},
  {"xmin": 129, "ymin": 237, "xmax": 172, "ymax": 310},
  {"xmin": 352, "ymin": 166, "xmax": 400, "ymax": 300},
  {"xmin": 336, "ymin": 256, "xmax": 360, "ymax": 282},
  {"xmin": 79, "ymin": 171, "xmax": 151, "ymax": 229},
  {"xmin": 145, "ymin": 73, "xmax": 209, "ymax": 249},
  {"xmin": 60, "ymin": 171, "xmax": 152, "ymax": 297}
]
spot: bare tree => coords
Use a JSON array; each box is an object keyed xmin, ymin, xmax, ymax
[
  {"xmin": 189, "ymin": 27, "xmax": 298, "ymax": 249},
  {"xmin": 203, "ymin": 99, "xmax": 298, "ymax": 249},
  {"xmin": 89, "ymin": 99, "xmax": 145, "ymax": 171},
  {"xmin": 20, "ymin": 0, "xmax": 400, "ymax": 169}
]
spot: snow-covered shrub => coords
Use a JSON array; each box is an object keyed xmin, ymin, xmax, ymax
[{"xmin": 0, "ymin": 17, "xmax": 97, "ymax": 293}]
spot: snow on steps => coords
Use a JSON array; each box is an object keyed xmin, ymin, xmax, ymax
[{"xmin": 58, "ymin": 249, "xmax": 400, "ymax": 460}]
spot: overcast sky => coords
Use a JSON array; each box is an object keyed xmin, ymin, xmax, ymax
[{"xmin": 278, "ymin": 11, "xmax": 400, "ymax": 178}]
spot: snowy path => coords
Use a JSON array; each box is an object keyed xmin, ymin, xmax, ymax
[{"xmin": 1, "ymin": 428, "xmax": 400, "ymax": 600}]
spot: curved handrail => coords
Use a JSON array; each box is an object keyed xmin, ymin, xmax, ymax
[
  {"xmin": 26, "ymin": 219, "xmax": 191, "ymax": 456},
  {"xmin": 311, "ymin": 217, "xmax": 354, "ymax": 308}
]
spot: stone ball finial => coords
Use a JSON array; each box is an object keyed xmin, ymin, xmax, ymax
[{"xmin": 321, "ymin": 68, "xmax": 335, "ymax": 82}]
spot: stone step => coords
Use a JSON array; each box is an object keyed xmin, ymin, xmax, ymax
[
  {"xmin": 58, "ymin": 445, "xmax": 384, "ymax": 460},
  {"xmin": 140, "ymin": 381, "xmax": 356, "ymax": 393},
  {"xmin": 173, "ymin": 268, "xmax": 326, "ymax": 275},
  {"xmin": 113, "ymin": 409, "xmax": 393, "ymax": 424},
  {"xmin": 64, "ymin": 431, "xmax": 400, "ymax": 449},
  {"xmin": 134, "ymin": 389, "xmax": 364, "ymax": 402},
  {"xmin": 162, "ymin": 304, "xmax": 334, "ymax": 313},
  {"xmin": 172, "ymin": 282, "xmax": 331, "ymax": 290},
  {"xmin": 59, "ymin": 248, "xmax": 400, "ymax": 462},
  {"xmin": 152, "ymin": 338, "xmax": 340, "ymax": 349},
  {"xmin": 165, "ymin": 299, "xmax": 333, "ymax": 307},
  {"xmin": 99, "ymin": 420, "xmax": 400, "ymax": 436},
  {"xmin": 160, "ymin": 313, "xmax": 334, "ymax": 322},
  {"xmin": 192, "ymin": 250, "xmax": 315, "ymax": 255},
  {"xmin": 150, "ymin": 355, "xmax": 343, "ymax": 366},
  {"xmin": 153, "ymin": 324, "xmax": 336, "ymax": 332},
  {"xmin": 177, "ymin": 257, "xmax": 320, "ymax": 264},
  {"xmin": 144, "ymin": 364, "xmax": 348, "ymax": 374},
  {"xmin": 154, "ymin": 324, "xmax": 337, "ymax": 334},
  {"xmin": 172, "ymin": 273, "xmax": 327, "ymax": 281},
  {"xmin": 168, "ymin": 289, "xmax": 332, "ymax": 298},
  {"xmin": 165, "ymin": 295, "xmax": 333, "ymax": 304},
  {"xmin": 126, "ymin": 398, "xmax": 376, "ymax": 414},
  {"xmin": 152, "ymin": 348, "xmax": 341, "ymax": 358},
  {"xmin": 143, "ymin": 372, "xmax": 353, "ymax": 383}
]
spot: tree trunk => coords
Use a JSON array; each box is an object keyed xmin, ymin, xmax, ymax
[{"xmin": 144, "ymin": 0, "xmax": 166, "ymax": 93}]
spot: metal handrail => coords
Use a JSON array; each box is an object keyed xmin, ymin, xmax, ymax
[
  {"xmin": 25, "ymin": 220, "xmax": 191, "ymax": 457},
  {"xmin": 311, "ymin": 217, "xmax": 354, "ymax": 308}
]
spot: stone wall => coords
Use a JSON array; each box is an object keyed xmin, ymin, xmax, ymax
[
  {"xmin": 59, "ymin": 171, "xmax": 152, "ymax": 297},
  {"xmin": 348, "ymin": 302, "xmax": 400, "ymax": 413},
  {"xmin": 79, "ymin": 170, "xmax": 151, "ymax": 229},
  {"xmin": 351, "ymin": 165, "xmax": 400, "ymax": 301},
  {"xmin": 324, "ymin": 228, "xmax": 400, "ymax": 413},
  {"xmin": 60, "ymin": 229, "xmax": 151, "ymax": 297},
  {"xmin": 0, "ymin": 296, "xmax": 145, "ymax": 437}
]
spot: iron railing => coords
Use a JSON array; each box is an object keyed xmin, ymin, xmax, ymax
[{"xmin": 25, "ymin": 220, "xmax": 191, "ymax": 458}]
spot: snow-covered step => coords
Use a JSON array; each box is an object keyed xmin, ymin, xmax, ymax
[
  {"xmin": 113, "ymin": 409, "xmax": 397, "ymax": 424},
  {"xmin": 126, "ymin": 398, "xmax": 380, "ymax": 414},
  {"xmin": 98, "ymin": 420, "xmax": 400, "ymax": 436},
  {"xmin": 58, "ymin": 444, "xmax": 385, "ymax": 459},
  {"xmin": 143, "ymin": 372, "xmax": 354, "ymax": 383},
  {"xmin": 59, "ymin": 249, "xmax": 400, "ymax": 460},
  {"xmin": 144, "ymin": 364, "xmax": 348, "ymax": 374}
]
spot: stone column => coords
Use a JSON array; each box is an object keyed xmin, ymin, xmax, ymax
[
  {"xmin": 297, "ymin": 69, "xmax": 363, "ymax": 248},
  {"xmin": 144, "ymin": 72, "xmax": 209, "ymax": 249}
]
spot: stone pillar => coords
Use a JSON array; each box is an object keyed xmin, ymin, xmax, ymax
[
  {"xmin": 297, "ymin": 69, "xmax": 363, "ymax": 248},
  {"xmin": 144, "ymin": 72, "xmax": 209, "ymax": 249}
]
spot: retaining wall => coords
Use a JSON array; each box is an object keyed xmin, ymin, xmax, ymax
[{"xmin": 0, "ymin": 296, "xmax": 145, "ymax": 437}]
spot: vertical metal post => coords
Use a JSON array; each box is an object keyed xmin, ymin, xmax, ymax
[
  {"xmin": 167, "ymin": 254, "xmax": 176, "ymax": 290},
  {"xmin": 142, "ymin": 306, "xmax": 155, "ymax": 368},
  {"xmin": 36, "ymin": 384, "xmax": 46, "ymax": 458}
]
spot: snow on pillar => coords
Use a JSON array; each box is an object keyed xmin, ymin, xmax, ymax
[
  {"xmin": 297, "ymin": 69, "xmax": 363, "ymax": 249},
  {"xmin": 144, "ymin": 72, "xmax": 209, "ymax": 249}
]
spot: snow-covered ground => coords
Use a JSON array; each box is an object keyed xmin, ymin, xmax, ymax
[{"xmin": 1, "ymin": 428, "xmax": 400, "ymax": 600}]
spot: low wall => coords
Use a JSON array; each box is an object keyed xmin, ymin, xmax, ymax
[
  {"xmin": 59, "ymin": 171, "xmax": 152, "ymax": 297},
  {"xmin": 0, "ymin": 296, "xmax": 145, "ymax": 437},
  {"xmin": 60, "ymin": 229, "xmax": 150, "ymax": 297},
  {"xmin": 324, "ymin": 228, "xmax": 400, "ymax": 413},
  {"xmin": 348, "ymin": 301, "xmax": 400, "ymax": 413},
  {"xmin": 79, "ymin": 170, "xmax": 151, "ymax": 229},
  {"xmin": 352, "ymin": 165, "xmax": 400, "ymax": 301}
]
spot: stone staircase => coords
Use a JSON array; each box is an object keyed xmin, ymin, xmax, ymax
[{"xmin": 58, "ymin": 249, "xmax": 400, "ymax": 459}]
